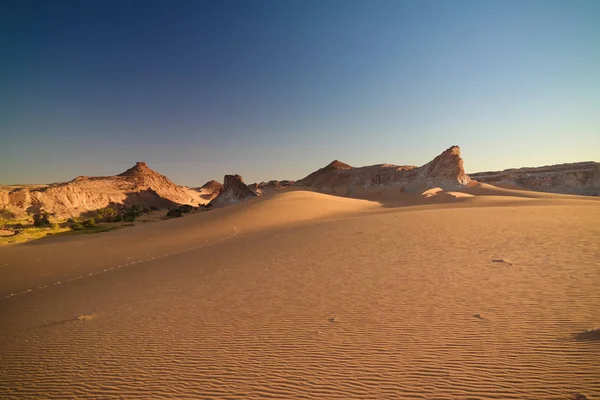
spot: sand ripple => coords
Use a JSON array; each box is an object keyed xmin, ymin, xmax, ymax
[{"xmin": 1, "ymin": 204, "xmax": 599, "ymax": 399}]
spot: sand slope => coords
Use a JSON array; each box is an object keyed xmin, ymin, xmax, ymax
[
  {"xmin": 0, "ymin": 191, "xmax": 380, "ymax": 298},
  {"xmin": 0, "ymin": 187, "xmax": 599, "ymax": 399}
]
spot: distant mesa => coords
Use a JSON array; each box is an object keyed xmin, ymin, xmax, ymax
[
  {"xmin": 209, "ymin": 174, "xmax": 257, "ymax": 207},
  {"xmin": 2, "ymin": 146, "xmax": 598, "ymax": 219},
  {"xmin": 295, "ymin": 146, "xmax": 471, "ymax": 194},
  {"xmin": 0, "ymin": 161, "xmax": 202, "ymax": 218},
  {"xmin": 470, "ymin": 161, "xmax": 600, "ymax": 196}
]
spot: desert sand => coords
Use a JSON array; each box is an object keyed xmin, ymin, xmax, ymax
[{"xmin": 0, "ymin": 185, "xmax": 599, "ymax": 399}]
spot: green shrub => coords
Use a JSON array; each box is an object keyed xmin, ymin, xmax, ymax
[
  {"xmin": 123, "ymin": 211, "xmax": 137, "ymax": 222},
  {"xmin": 122, "ymin": 205, "xmax": 142, "ymax": 222},
  {"xmin": 0, "ymin": 208, "xmax": 16, "ymax": 229},
  {"xmin": 166, "ymin": 209, "xmax": 183, "ymax": 218},
  {"xmin": 178, "ymin": 204, "xmax": 194, "ymax": 214},
  {"xmin": 83, "ymin": 219, "xmax": 96, "ymax": 228},
  {"xmin": 130, "ymin": 204, "xmax": 142, "ymax": 214},
  {"xmin": 95, "ymin": 207, "xmax": 117, "ymax": 222},
  {"xmin": 33, "ymin": 212, "xmax": 51, "ymax": 227},
  {"xmin": 70, "ymin": 223, "xmax": 84, "ymax": 231},
  {"xmin": 113, "ymin": 214, "xmax": 123, "ymax": 222}
]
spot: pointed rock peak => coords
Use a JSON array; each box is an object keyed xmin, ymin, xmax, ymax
[
  {"xmin": 325, "ymin": 160, "xmax": 352, "ymax": 170},
  {"xmin": 118, "ymin": 161, "xmax": 157, "ymax": 177},
  {"xmin": 421, "ymin": 145, "xmax": 469, "ymax": 185},
  {"xmin": 200, "ymin": 180, "xmax": 223, "ymax": 190},
  {"xmin": 442, "ymin": 145, "xmax": 461, "ymax": 156}
]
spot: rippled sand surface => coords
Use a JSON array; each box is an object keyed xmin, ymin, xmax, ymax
[{"xmin": 1, "ymin": 190, "xmax": 599, "ymax": 399}]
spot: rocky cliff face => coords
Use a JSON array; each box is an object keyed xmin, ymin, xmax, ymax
[
  {"xmin": 209, "ymin": 175, "xmax": 257, "ymax": 207},
  {"xmin": 0, "ymin": 162, "xmax": 203, "ymax": 218},
  {"xmin": 469, "ymin": 162, "xmax": 600, "ymax": 195},
  {"xmin": 294, "ymin": 146, "xmax": 471, "ymax": 196}
]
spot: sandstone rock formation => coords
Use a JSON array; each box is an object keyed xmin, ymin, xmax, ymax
[
  {"xmin": 192, "ymin": 180, "xmax": 223, "ymax": 202},
  {"xmin": 200, "ymin": 180, "xmax": 223, "ymax": 192},
  {"xmin": 0, "ymin": 162, "xmax": 202, "ymax": 218},
  {"xmin": 209, "ymin": 174, "xmax": 257, "ymax": 207},
  {"xmin": 294, "ymin": 146, "xmax": 471, "ymax": 196},
  {"xmin": 469, "ymin": 161, "xmax": 600, "ymax": 196},
  {"xmin": 247, "ymin": 180, "xmax": 295, "ymax": 195}
]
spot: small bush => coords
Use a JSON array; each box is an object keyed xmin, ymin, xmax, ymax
[
  {"xmin": 178, "ymin": 204, "xmax": 194, "ymax": 214},
  {"xmin": 70, "ymin": 223, "xmax": 84, "ymax": 231},
  {"xmin": 95, "ymin": 207, "xmax": 117, "ymax": 222},
  {"xmin": 0, "ymin": 208, "xmax": 16, "ymax": 229},
  {"xmin": 33, "ymin": 212, "xmax": 51, "ymax": 227},
  {"xmin": 113, "ymin": 214, "xmax": 123, "ymax": 222},
  {"xmin": 142, "ymin": 207, "xmax": 150, "ymax": 214},
  {"xmin": 50, "ymin": 223, "xmax": 60, "ymax": 230},
  {"xmin": 123, "ymin": 211, "xmax": 137, "ymax": 222},
  {"xmin": 166, "ymin": 209, "xmax": 183, "ymax": 218},
  {"xmin": 122, "ymin": 205, "xmax": 142, "ymax": 222},
  {"xmin": 83, "ymin": 219, "xmax": 96, "ymax": 228}
]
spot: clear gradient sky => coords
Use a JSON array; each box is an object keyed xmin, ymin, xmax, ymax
[{"xmin": 1, "ymin": 0, "xmax": 599, "ymax": 186}]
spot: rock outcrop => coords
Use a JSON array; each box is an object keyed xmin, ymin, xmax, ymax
[
  {"xmin": 247, "ymin": 180, "xmax": 295, "ymax": 195},
  {"xmin": 200, "ymin": 180, "xmax": 223, "ymax": 191},
  {"xmin": 296, "ymin": 160, "xmax": 352, "ymax": 187},
  {"xmin": 209, "ymin": 174, "xmax": 257, "ymax": 207},
  {"xmin": 118, "ymin": 161, "xmax": 155, "ymax": 177},
  {"xmin": 469, "ymin": 162, "xmax": 600, "ymax": 195},
  {"xmin": 294, "ymin": 146, "xmax": 471, "ymax": 196},
  {"xmin": 192, "ymin": 180, "xmax": 223, "ymax": 202},
  {"xmin": 0, "ymin": 162, "xmax": 202, "ymax": 218}
]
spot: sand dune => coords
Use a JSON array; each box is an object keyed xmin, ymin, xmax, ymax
[
  {"xmin": 1, "ymin": 186, "xmax": 599, "ymax": 399},
  {"xmin": 0, "ymin": 191, "xmax": 380, "ymax": 298}
]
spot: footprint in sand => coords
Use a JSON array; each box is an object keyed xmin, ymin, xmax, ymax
[
  {"xmin": 574, "ymin": 327, "xmax": 600, "ymax": 341},
  {"xmin": 572, "ymin": 393, "xmax": 590, "ymax": 400}
]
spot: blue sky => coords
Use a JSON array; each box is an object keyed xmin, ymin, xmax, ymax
[{"xmin": 1, "ymin": 0, "xmax": 599, "ymax": 185}]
